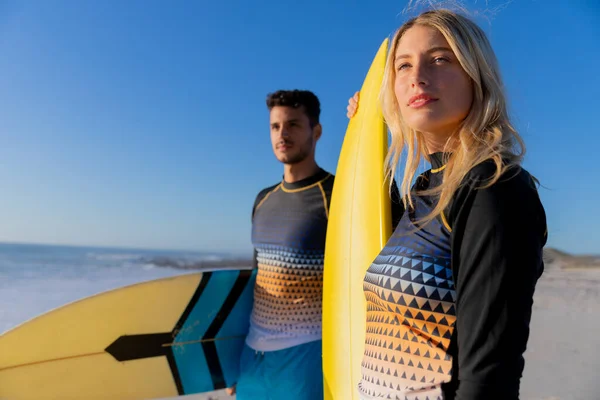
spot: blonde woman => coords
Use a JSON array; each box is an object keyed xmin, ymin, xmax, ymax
[{"xmin": 346, "ymin": 9, "xmax": 547, "ymax": 400}]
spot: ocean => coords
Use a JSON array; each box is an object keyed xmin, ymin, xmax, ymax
[{"xmin": 0, "ymin": 242, "xmax": 247, "ymax": 334}]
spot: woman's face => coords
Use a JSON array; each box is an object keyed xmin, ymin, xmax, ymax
[{"xmin": 394, "ymin": 24, "xmax": 473, "ymax": 143}]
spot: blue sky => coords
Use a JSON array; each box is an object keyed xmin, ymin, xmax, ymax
[{"xmin": 0, "ymin": 0, "xmax": 597, "ymax": 255}]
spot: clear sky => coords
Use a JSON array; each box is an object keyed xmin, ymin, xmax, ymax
[{"xmin": 0, "ymin": 0, "xmax": 598, "ymax": 255}]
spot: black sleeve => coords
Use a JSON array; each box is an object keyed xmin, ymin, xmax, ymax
[
  {"xmin": 251, "ymin": 190, "xmax": 267, "ymax": 220},
  {"xmin": 251, "ymin": 185, "xmax": 277, "ymax": 270},
  {"xmin": 390, "ymin": 178, "xmax": 404, "ymax": 231},
  {"xmin": 251, "ymin": 195, "xmax": 260, "ymax": 270},
  {"xmin": 251, "ymin": 248, "xmax": 258, "ymax": 270},
  {"xmin": 447, "ymin": 165, "xmax": 547, "ymax": 400}
]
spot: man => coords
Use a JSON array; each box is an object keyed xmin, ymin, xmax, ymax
[
  {"xmin": 228, "ymin": 89, "xmax": 403, "ymax": 399},
  {"xmin": 228, "ymin": 89, "xmax": 332, "ymax": 399}
]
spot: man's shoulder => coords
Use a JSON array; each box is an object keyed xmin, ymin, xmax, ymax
[
  {"xmin": 319, "ymin": 171, "xmax": 335, "ymax": 191},
  {"xmin": 253, "ymin": 182, "xmax": 281, "ymax": 208},
  {"xmin": 256, "ymin": 182, "xmax": 281, "ymax": 198}
]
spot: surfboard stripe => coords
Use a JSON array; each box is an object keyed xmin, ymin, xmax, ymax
[
  {"xmin": 201, "ymin": 269, "xmax": 253, "ymax": 390},
  {"xmin": 214, "ymin": 269, "xmax": 257, "ymax": 389},
  {"xmin": 174, "ymin": 270, "xmax": 239, "ymax": 393},
  {"xmin": 174, "ymin": 272, "xmax": 214, "ymax": 333},
  {"xmin": 169, "ymin": 271, "xmax": 214, "ymax": 394},
  {"xmin": 166, "ymin": 351, "xmax": 185, "ymax": 395}
]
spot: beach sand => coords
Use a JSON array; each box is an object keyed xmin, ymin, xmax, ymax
[
  {"xmin": 519, "ymin": 259, "xmax": 600, "ymax": 400},
  {"xmin": 163, "ymin": 255, "xmax": 600, "ymax": 400}
]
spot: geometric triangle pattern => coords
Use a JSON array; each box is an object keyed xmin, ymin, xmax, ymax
[
  {"xmin": 358, "ymin": 193, "xmax": 456, "ymax": 400},
  {"xmin": 250, "ymin": 260, "xmax": 323, "ymax": 339},
  {"xmin": 255, "ymin": 245, "xmax": 325, "ymax": 270}
]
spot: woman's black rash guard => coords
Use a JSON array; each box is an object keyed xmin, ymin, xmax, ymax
[{"xmin": 358, "ymin": 152, "xmax": 547, "ymax": 400}]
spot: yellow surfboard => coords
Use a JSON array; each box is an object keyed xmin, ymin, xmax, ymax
[
  {"xmin": 322, "ymin": 38, "xmax": 392, "ymax": 400},
  {"xmin": 0, "ymin": 268, "xmax": 256, "ymax": 400}
]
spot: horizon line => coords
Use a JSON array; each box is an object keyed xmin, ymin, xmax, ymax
[{"xmin": 0, "ymin": 240, "xmax": 251, "ymax": 256}]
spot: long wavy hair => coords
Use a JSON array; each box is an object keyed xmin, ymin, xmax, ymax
[{"xmin": 381, "ymin": 9, "xmax": 525, "ymax": 225}]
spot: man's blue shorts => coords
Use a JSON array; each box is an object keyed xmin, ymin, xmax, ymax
[{"xmin": 235, "ymin": 340, "xmax": 324, "ymax": 400}]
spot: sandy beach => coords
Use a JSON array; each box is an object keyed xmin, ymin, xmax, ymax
[
  {"xmin": 163, "ymin": 250, "xmax": 600, "ymax": 400},
  {"xmin": 519, "ymin": 255, "xmax": 600, "ymax": 399}
]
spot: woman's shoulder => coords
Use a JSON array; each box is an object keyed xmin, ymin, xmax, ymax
[
  {"xmin": 448, "ymin": 158, "xmax": 545, "ymax": 224},
  {"xmin": 463, "ymin": 158, "xmax": 539, "ymax": 195}
]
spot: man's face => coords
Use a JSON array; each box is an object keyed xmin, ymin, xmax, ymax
[{"xmin": 269, "ymin": 105, "xmax": 319, "ymax": 165}]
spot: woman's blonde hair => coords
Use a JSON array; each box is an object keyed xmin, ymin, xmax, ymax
[{"xmin": 381, "ymin": 9, "xmax": 525, "ymax": 226}]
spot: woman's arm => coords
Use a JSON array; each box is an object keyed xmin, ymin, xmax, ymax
[{"xmin": 448, "ymin": 163, "xmax": 547, "ymax": 400}]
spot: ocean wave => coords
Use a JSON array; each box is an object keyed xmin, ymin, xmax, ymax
[
  {"xmin": 86, "ymin": 252, "xmax": 143, "ymax": 262},
  {"xmin": 141, "ymin": 256, "xmax": 252, "ymax": 270}
]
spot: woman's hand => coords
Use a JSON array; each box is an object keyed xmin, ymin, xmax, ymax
[{"xmin": 347, "ymin": 91, "xmax": 360, "ymax": 118}]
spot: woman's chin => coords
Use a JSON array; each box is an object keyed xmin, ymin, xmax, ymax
[{"xmin": 405, "ymin": 117, "xmax": 457, "ymax": 139}]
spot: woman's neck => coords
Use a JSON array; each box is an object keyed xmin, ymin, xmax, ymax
[{"xmin": 422, "ymin": 130, "xmax": 456, "ymax": 154}]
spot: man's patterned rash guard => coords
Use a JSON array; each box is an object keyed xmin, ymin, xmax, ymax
[
  {"xmin": 246, "ymin": 168, "xmax": 334, "ymax": 352},
  {"xmin": 358, "ymin": 153, "xmax": 547, "ymax": 400}
]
